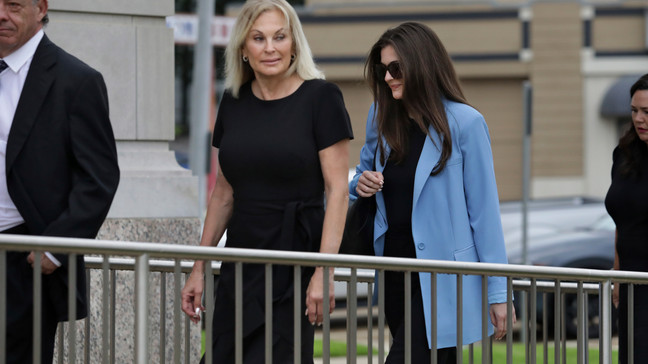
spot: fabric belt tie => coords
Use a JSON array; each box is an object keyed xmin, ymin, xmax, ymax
[
  {"xmin": 278, "ymin": 199, "xmax": 322, "ymax": 252},
  {"xmin": 233, "ymin": 198, "xmax": 323, "ymax": 252}
]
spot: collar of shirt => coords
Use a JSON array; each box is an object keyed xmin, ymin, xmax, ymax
[{"xmin": 1, "ymin": 29, "xmax": 44, "ymax": 75}]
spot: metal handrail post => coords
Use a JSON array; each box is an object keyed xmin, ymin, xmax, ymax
[
  {"xmin": 235, "ymin": 262, "xmax": 243, "ymax": 364},
  {"xmin": 173, "ymin": 260, "xmax": 181, "ymax": 364},
  {"xmin": 576, "ymin": 281, "xmax": 584, "ymax": 364},
  {"xmin": 456, "ymin": 274, "xmax": 463, "ymax": 364},
  {"xmin": 628, "ymin": 284, "xmax": 634, "ymax": 364},
  {"xmin": 33, "ymin": 252, "xmax": 42, "ymax": 364},
  {"xmin": 293, "ymin": 265, "xmax": 301, "ymax": 364},
  {"xmin": 134, "ymin": 253, "xmax": 149, "ymax": 364},
  {"xmin": 160, "ymin": 272, "xmax": 167, "ymax": 363},
  {"xmin": 378, "ymin": 270, "xmax": 385, "ymax": 363},
  {"xmin": 347, "ymin": 268, "xmax": 358, "ymax": 364},
  {"xmin": 322, "ymin": 266, "xmax": 330, "ymax": 364},
  {"xmin": 68, "ymin": 253, "xmax": 77, "ymax": 364},
  {"xmin": 529, "ymin": 278, "xmax": 537, "ymax": 364},
  {"xmin": 430, "ymin": 272, "xmax": 437, "ymax": 364},
  {"xmin": 553, "ymin": 280, "xmax": 561, "ymax": 364},
  {"xmin": 404, "ymin": 271, "xmax": 411, "ymax": 364},
  {"xmin": 205, "ymin": 261, "xmax": 214, "ymax": 364},
  {"xmin": 507, "ymin": 277, "xmax": 514, "ymax": 364},
  {"xmin": 600, "ymin": 279, "xmax": 612, "ymax": 364},
  {"xmin": 481, "ymin": 275, "xmax": 488, "ymax": 364},
  {"xmin": 265, "ymin": 264, "xmax": 273, "ymax": 364}
]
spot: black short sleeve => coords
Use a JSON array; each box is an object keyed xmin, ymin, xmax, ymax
[
  {"xmin": 212, "ymin": 91, "xmax": 233, "ymax": 149},
  {"xmin": 313, "ymin": 82, "xmax": 354, "ymax": 150},
  {"xmin": 611, "ymin": 146, "xmax": 620, "ymax": 179}
]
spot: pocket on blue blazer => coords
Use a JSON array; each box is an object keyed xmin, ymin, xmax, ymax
[{"xmin": 453, "ymin": 244, "xmax": 478, "ymax": 262}]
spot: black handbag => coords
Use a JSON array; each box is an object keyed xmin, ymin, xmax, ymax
[{"xmin": 339, "ymin": 194, "xmax": 376, "ymax": 255}]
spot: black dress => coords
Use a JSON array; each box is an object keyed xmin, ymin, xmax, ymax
[
  {"xmin": 381, "ymin": 121, "xmax": 456, "ymax": 363},
  {"xmin": 205, "ymin": 79, "xmax": 352, "ymax": 364},
  {"xmin": 605, "ymin": 146, "xmax": 648, "ymax": 364}
]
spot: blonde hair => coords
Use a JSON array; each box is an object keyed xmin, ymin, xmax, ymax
[{"xmin": 224, "ymin": 0, "xmax": 324, "ymax": 98}]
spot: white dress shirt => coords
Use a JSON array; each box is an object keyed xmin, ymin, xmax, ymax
[{"xmin": 0, "ymin": 30, "xmax": 60, "ymax": 266}]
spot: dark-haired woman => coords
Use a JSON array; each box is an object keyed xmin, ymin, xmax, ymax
[
  {"xmin": 349, "ymin": 22, "xmax": 514, "ymax": 362},
  {"xmin": 607, "ymin": 73, "xmax": 648, "ymax": 364}
]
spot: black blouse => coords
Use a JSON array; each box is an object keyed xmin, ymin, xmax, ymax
[{"xmin": 382, "ymin": 121, "xmax": 426, "ymax": 235}]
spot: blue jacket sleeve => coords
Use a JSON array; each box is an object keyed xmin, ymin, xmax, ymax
[
  {"xmin": 458, "ymin": 113, "xmax": 509, "ymax": 304},
  {"xmin": 349, "ymin": 103, "xmax": 379, "ymax": 200}
]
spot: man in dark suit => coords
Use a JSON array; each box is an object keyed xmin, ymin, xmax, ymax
[{"xmin": 0, "ymin": 0, "xmax": 120, "ymax": 362}]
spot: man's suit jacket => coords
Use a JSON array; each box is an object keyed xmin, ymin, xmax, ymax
[
  {"xmin": 349, "ymin": 101, "xmax": 508, "ymax": 349},
  {"xmin": 5, "ymin": 35, "xmax": 120, "ymax": 322}
]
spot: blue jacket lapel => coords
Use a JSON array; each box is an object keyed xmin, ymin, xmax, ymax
[{"xmin": 413, "ymin": 129, "xmax": 442, "ymax": 212}]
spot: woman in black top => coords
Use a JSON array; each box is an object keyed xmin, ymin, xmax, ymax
[
  {"xmin": 180, "ymin": 1, "xmax": 353, "ymax": 363},
  {"xmin": 606, "ymin": 73, "xmax": 648, "ymax": 364}
]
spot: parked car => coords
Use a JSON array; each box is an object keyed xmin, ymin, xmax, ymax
[
  {"xmin": 507, "ymin": 214, "xmax": 615, "ymax": 268},
  {"xmin": 500, "ymin": 196, "xmax": 609, "ymax": 258},
  {"xmin": 506, "ymin": 208, "xmax": 617, "ymax": 338}
]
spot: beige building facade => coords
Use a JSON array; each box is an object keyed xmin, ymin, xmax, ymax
[{"xmin": 277, "ymin": 0, "xmax": 647, "ymax": 201}]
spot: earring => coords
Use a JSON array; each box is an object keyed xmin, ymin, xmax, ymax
[
  {"xmin": 291, "ymin": 54, "xmax": 295, "ymax": 61},
  {"xmin": 242, "ymin": 55, "xmax": 249, "ymax": 62}
]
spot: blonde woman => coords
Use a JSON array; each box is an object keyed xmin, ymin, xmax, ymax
[{"xmin": 181, "ymin": 0, "xmax": 353, "ymax": 362}]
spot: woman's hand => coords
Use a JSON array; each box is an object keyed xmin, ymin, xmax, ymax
[
  {"xmin": 181, "ymin": 265, "xmax": 205, "ymax": 324},
  {"xmin": 356, "ymin": 170, "xmax": 384, "ymax": 198},
  {"xmin": 613, "ymin": 280, "xmax": 620, "ymax": 308},
  {"xmin": 305, "ymin": 267, "xmax": 335, "ymax": 326},
  {"xmin": 490, "ymin": 302, "xmax": 516, "ymax": 340}
]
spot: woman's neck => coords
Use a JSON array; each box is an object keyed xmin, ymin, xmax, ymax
[{"xmin": 251, "ymin": 73, "xmax": 304, "ymax": 101}]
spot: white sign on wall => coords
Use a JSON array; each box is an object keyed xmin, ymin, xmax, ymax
[{"xmin": 166, "ymin": 14, "xmax": 236, "ymax": 47}]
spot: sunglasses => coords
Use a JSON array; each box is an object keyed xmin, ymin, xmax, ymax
[{"xmin": 375, "ymin": 61, "xmax": 402, "ymax": 79}]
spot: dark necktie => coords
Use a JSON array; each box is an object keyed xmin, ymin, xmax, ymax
[{"xmin": 0, "ymin": 60, "xmax": 8, "ymax": 74}]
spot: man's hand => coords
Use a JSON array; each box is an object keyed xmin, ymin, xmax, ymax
[{"xmin": 26, "ymin": 252, "xmax": 58, "ymax": 275}]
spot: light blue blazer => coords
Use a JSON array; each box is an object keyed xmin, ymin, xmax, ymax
[{"xmin": 349, "ymin": 101, "xmax": 509, "ymax": 349}]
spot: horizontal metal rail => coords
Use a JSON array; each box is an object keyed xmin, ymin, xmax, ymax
[
  {"xmin": 0, "ymin": 234, "xmax": 645, "ymax": 364},
  {"xmin": 2, "ymin": 234, "xmax": 647, "ymax": 284}
]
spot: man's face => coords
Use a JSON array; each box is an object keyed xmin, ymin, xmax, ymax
[{"xmin": 0, "ymin": 0, "xmax": 47, "ymax": 58}]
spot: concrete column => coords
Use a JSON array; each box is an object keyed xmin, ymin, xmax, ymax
[{"xmin": 45, "ymin": 1, "xmax": 201, "ymax": 362}]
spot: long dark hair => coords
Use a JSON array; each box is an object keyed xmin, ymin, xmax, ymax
[
  {"xmin": 365, "ymin": 22, "xmax": 467, "ymax": 174},
  {"xmin": 618, "ymin": 73, "xmax": 648, "ymax": 177}
]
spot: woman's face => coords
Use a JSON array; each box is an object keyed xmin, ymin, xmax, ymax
[
  {"xmin": 631, "ymin": 89, "xmax": 648, "ymax": 145},
  {"xmin": 379, "ymin": 45, "xmax": 404, "ymax": 100},
  {"xmin": 242, "ymin": 9, "xmax": 293, "ymax": 80}
]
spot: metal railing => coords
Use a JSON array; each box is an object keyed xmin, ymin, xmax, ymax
[{"xmin": 1, "ymin": 234, "xmax": 647, "ymax": 364}]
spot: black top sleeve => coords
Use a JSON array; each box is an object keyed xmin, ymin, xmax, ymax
[
  {"xmin": 312, "ymin": 81, "xmax": 353, "ymax": 151},
  {"xmin": 212, "ymin": 91, "xmax": 232, "ymax": 149}
]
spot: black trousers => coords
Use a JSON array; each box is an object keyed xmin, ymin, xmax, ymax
[
  {"xmin": 384, "ymin": 268, "xmax": 456, "ymax": 364},
  {"xmin": 3, "ymin": 224, "xmax": 60, "ymax": 364},
  {"xmin": 383, "ymin": 231, "xmax": 457, "ymax": 364}
]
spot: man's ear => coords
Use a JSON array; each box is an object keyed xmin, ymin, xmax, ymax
[{"xmin": 37, "ymin": 0, "xmax": 49, "ymax": 22}]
